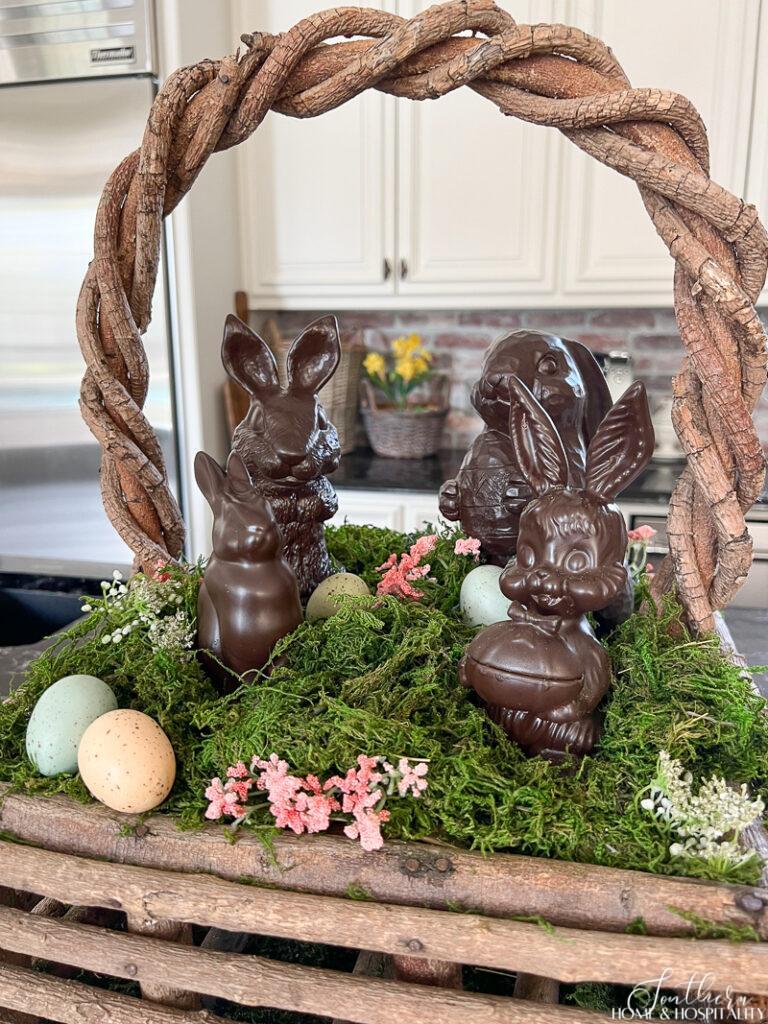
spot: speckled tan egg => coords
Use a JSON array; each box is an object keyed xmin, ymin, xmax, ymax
[
  {"xmin": 305, "ymin": 572, "xmax": 371, "ymax": 622},
  {"xmin": 77, "ymin": 709, "xmax": 176, "ymax": 814}
]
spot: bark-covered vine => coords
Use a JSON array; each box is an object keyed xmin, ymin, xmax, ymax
[{"xmin": 77, "ymin": 0, "xmax": 767, "ymax": 632}]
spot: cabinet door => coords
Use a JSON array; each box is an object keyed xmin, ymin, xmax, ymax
[
  {"xmin": 395, "ymin": 0, "xmax": 560, "ymax": 304},
  {"xmin": 560, "ymin": 0, "xmax": 759, "ymax": 305},
  {"xmin": 403, "ymin": 495, "xmax": 442, "ymax": 532},
  {"xmin": 332, "ymin": 488, "xmax": 443, "ymax": 531},
  {"xmin": 233, "ymin": 0, "xmax": 396, "ymax": 305},
  {"xmin": 331, "ymin": 489, "xmax": 407, "ymax": 530}
]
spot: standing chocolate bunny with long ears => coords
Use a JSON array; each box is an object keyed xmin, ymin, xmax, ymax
[
  {"xmin": 460, "ymin": 376, "xmax": 654, "ymax": 762},
  {"xmin": 222, "ymin": 314, "xmax": 341, "ymax": 598}
]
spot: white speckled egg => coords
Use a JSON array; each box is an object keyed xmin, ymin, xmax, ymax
[
  {"xmin": 459, "ymin": 564, "xmax": 512, "ymax": 627},
  {"xmin": 305, "ymin": 572, "xmax": 370, "ymax": 622},
  {"xmin": 78, "ymin": 709, "xmax": 176, "ymax": 814},
  {"xmin": 26, "ymin": 674, "xmax": 117, "ymax": 777}
]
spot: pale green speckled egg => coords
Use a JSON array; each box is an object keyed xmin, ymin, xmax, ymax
[
  {"xmin": 25, "ymin": 674, "xmax": 118, "ymax": 777},
  {"xmin": 305, "ymin": 572, "xmax": 370, "ymax": 622},
  {"xmin": 459, "ymin": 564, "xmax": 512, "ymax": 627}
]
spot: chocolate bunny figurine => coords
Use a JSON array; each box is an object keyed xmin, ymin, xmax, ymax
[
  {"xmin": 460, "ymin": 377, "xmax": 654, "ymax": 762},
  {"xmin": 222, "ymin": 314, "xmax": 341, "ymax": 599},
  {"xmin": 439, "ymin": 330, "xmax": 612, "ymax": 566},
  {"xmin": 195, "ymin": 450, "xmax": 303, "ymax": 693}
]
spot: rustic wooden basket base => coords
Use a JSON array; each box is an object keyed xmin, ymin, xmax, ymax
[{"xmin": 1, "ymin": 784, "xmax": 767, "ymax": 1022}]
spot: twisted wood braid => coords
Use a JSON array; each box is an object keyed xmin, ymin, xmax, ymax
[{"xmin": 76, "ymin": 0, "xmax": 767, "ymax": 632}]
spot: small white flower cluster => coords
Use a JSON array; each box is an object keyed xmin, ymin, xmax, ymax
[
  {"xmin": 82, "ymin": 569, "xmax": 127, "ymax": 613},
  {"xmin": 85, "ymin": 570, "xmax": 195, "ymax": 659},
  {"xmin": 641, "ymin": 751, "xmax": 764, "ymax": 866},
  {"xmin": 147, "ymin": 609, "xmax": 196, "ymax": 657}
]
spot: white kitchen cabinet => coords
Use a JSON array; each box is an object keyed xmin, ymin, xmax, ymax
[
  {"xmin": 233, "ymin": 0, "xmax": 763, "ymax": 310},
  {"xmin": 560, "ymin": 0, "xmax": 760, "ymax": 306},
  {"xmin": 395, "ymin": 0, "xmax": 560, "ymax": 303},
  {"xmin": 234, "ymin": 0, "xmax": 561, "ymax": 308},
  {"xmin": 333, "ymin": 489, "xmax": 441, "ymax": 531},
  {"xmin": 233, "ymin": 0, "xmax": 396, "ymax": 304}
]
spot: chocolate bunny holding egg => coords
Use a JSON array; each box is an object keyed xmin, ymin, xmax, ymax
[
  {"xmin": 222, "ymin": 313, "xmax": 341, "ymax": 599},
  {"xmin": 460, "ymin": 376, "xmax": 654, "ymax": 762}
]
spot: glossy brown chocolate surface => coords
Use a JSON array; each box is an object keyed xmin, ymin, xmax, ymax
[
  {"xmin": 439, "ymin": 330, "xmax": 612, "ymax": 565},
  {"xmin": 460, "ymin": 376, "xmax": 654, "ymax": 761},
  {"xmin": 222, "ymin": 313, "xmax": 341, "ymax": 598},
  {"xmin": 195, "ymin": 451, "xmax": 303, "ymax": 694}
]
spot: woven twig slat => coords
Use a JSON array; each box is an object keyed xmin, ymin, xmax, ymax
[{"xmin": 75, "ymin": 0, "xmax": 768, "ymax": 632}]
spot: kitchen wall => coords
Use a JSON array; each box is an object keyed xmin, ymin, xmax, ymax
[{"xmin": 261, "ymin": 307, "xmax": 768, "ymax": 453}]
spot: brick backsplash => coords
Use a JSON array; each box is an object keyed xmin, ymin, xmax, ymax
[{"xmin": 260, "ymin": 308, "xmax": 768, "ymax": 453}]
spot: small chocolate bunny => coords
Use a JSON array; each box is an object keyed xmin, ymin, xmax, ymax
[
  {"xmin": 195, "ymin": 450, "xmax": 303, "ymax": 693},
  {"xmin": 222, "ymin": 313, "xmax": 341, "ymax": 599},
  {"xmin": 460, "ymin": 377, "xmax": 654, "ymax": 761},
  {"xmin": 439, "ymin": 330, "xmax": 612, "ymax": 566}
]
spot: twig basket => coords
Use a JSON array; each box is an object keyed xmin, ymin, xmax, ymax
[
  {"xmin": 6, "ymin": 0, "xmax": 768, "ymax": 1020},
  {"xmin": 1, "ymin": 784, "xmax": 767, "ymax": 1022},
  {"xmin": 361, "ymin": 377, "xmax": 450, "ymax": 459}
]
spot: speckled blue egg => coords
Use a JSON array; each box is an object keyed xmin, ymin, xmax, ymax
[
  {"xmin": 460, "ymin": 564, "xmax": 512, "ymax": 627},
  {"xmin": 25, "ymin": 674, "xmax": 118, "ymax": 777}
]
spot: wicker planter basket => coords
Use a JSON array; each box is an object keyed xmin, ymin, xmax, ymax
[{"xmin": 361, "ymin": 377, "xmax": 450, "ymax": 459}]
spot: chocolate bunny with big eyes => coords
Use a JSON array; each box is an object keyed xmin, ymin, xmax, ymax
[
  {"xmin": 439, "ymin": 330, "xmax": 612, "ymax": 567},
  {"xmin": 195, "ymin": 450, "xmax": 303, "ymax": 694},
  {"xmin": 459, "ymin": 376, "xmax": 654, "ymax": 762},
  {"xmin": 222, "ymin": 314, "xmax": 341, "ymax": 599}
]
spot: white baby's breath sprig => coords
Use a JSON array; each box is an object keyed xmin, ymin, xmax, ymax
[
  {"xmin": 148, "ymin": 609, "xmax": 195, "ymax": 660},
  {"xmin": 84, "ymin": 568, "xmax": 195, "ymax": 658},
  {"xmin": 642, "ymin": 751, "xmax": 764, "ymax": 868}
]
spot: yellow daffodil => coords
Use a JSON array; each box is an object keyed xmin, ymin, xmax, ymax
[
  {"xmin": 395, "ymin": 355, "xmax": 416, "ymax": 383},
  {"xmin": 367, "ymin": 333, "xmax": 433, "ymax": 405},
  {"xmin": 391, "ymin": 333, "xmax": 422, "ymax": 358},
  {"xmin": 363, "ymin": 351, "xmax": 387, "ymax": 380},
  {"xmin": 409, "ymin": 354, "xmax": 431, "ymax": 377}
]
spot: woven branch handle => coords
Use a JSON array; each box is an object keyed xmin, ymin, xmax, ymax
[{"xmin": 76, "ymin": 0, "xmax": 767, "ymax": 633}]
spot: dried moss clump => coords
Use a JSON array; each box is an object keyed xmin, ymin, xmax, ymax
[{"xmin": 1, "ymin": 524, "xmax": 767, "ymax": 884}]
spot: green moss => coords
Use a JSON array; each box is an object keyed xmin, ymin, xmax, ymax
[
  {"xmin": 345, "ymin": 883, "xmax": 372, "ymax": 901},
  {"xmin": 565, "ymin": 983, "xmax": 618, "ymax": 1012},
  {"xmin": 625, "ymin": 917, "xmax": 648, "ymax": 935},
  {"xmin": 1, "ymin": 527, "xmax": 767, "ymax": 885},
  {"xmin": 667, "ymin": 908, "xmax": 760, "ymax": 942},
  {"xmin": 326, "ymin": 522, "xmax": 476, "ymax": 614}
]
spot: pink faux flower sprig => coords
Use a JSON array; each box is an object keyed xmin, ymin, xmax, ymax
[
  {"xmin": 454, "ymin": 536, "xmax": 481, "ymax": 560},
  {"xmin": 204, "ymin": 753, "xmax": 428, "ymax": 852},
  {"xmin": 375, "ymin": 533, "xmax": 438, "ymax": 600},
  {"xmin": 626, "ymin": 523, "xmax": 657, "ymax": 583},
  {"xmin": 627, "ymin": 525, "xmax": 657, "ymax": 543}
]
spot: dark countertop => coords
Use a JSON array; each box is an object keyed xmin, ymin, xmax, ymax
[{"xmin": 330, "ymin": 449, "xmax": 768, "ymax": 507}]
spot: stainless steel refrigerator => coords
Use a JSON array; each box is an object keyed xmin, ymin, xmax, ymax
[{"xmin": 0, "ymin": 0, "xmax": 179, "ymax": 579}]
